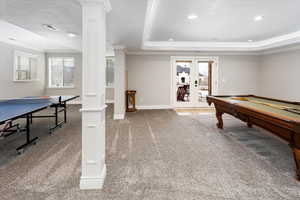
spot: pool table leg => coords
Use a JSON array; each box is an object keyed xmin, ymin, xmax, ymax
[
  {"xmin": 216, "ymin": 110, "xmax": 224, "ymax": 129},
  {"xmin": 292, "ymin": 147, "xmax": 300, "ymax": 180},
  {"xmin": 291, "ymin": 132, "xmax": 300, "ymax": 180},
  {"xmin": 247, "ymin": 120, "xmax": 253, "ymax": 128}
]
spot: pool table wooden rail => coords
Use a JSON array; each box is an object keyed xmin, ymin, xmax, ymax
[{"xmin": 207, "ymin": 95, "xmax": 300, "ymax": 180}]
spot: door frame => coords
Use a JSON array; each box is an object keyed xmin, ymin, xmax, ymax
[{"xmin": 170, "ymin": 56, "xmax": 219, "ymax": 108}]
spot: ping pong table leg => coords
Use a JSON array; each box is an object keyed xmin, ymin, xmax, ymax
[
  {"xmin": 55, "ymin": 106, "xmax": 58, "ymax": 126},
  {"xmin": 64, "ymin": 102, "xmax": 67, "ymax": 123},
  {"xmin": 49, "ymin": 105, "xmax": 64, "ymax": 134},
  {"xmin": 16, "ymin": 114, "xmax": 38, "ymax": 154}
]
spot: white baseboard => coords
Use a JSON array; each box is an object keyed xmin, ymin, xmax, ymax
[
  {"xmin": 114, "ymin": 113, "xmax": 125, "ymax": 120},
  {"xmin": 136, "ymin": 105, "xmax": 173, "ymax": 110},
  {"xmin": 80, "ymin": 164, "xmax": 106, "ymax": 190}
]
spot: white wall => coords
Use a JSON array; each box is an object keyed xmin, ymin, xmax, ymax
[
  {"xmin": 218, "ymin": 55, "xmax": 259, "ymax": 95},
  {"xmin": 0, "ymin": 42, "xmax": 45, "ymax": 98},
  {"xmin": 127, "ymin": 54, "xmax": 260, "ymax": 107},
  {"xmin": 127, "ymin": 55, "xmax": 172, "ymax": 107},
  {"xmin": 45, "ymin": 52, "xmax": 82, "ymax": 102},
  {"xmin": 113, "ymin": 49, "xmax": 126, "ymax": 119},
  {"xmin": 259, "ymin": 50, "xmax": 300, "ymax": 101}
]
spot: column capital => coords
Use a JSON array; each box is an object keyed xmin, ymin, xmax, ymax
[{"xmin": 78, "ymin": 0, "xmax": 112, "ymax": 12}]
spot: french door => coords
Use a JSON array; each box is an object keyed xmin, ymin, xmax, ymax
[{"xmin": 172, "ymin": 57, "xmax": 217, "ymax": 108}]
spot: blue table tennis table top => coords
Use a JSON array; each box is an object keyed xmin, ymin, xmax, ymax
[{"xmin": 0, "ymin": 95, "xmax": 78, "ymax": 124}]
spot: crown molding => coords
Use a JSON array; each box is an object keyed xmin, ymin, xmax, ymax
[
  {"xmin": 78, "ymin": 0, "xmax": 112, "ymax": 12},
  {"xmin": 126, "ymin": 50, "xmax": 260, "ymax": 56},
  {"xmin": 260, "ymin": 44, "xmax": 300, "ymax": 55},
  {"xmin": 142, "ymin": 30, "xmax": 300, "ymax": 52}
]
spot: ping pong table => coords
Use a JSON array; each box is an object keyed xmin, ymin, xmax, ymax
[{"xmin": 0, "ymin": 95, "xmax": 79, "ymax": 154}]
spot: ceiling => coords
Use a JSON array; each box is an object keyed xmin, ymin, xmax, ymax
[
  {"xmin": 0, "ymin": 0, "xmax": 299, "ymax": 52},
  {"xmin": 0, "ymin": 0, "xmax": 82, "ymax": 51},
  {"xmin": 150, "ymin": 0, "xmax": 300, "ymax": 42}
]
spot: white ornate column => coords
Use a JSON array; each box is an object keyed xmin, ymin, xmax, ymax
[
  {"xmin": 79, "ymin": 0, "xmax": 111, "ymax": 190},
  {"xmin": 113, "ymin": 46, "xmax": 126, "ymax": 120}
]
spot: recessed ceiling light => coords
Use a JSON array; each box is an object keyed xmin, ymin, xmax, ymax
[
  {"xmin": 248, "ymin": 39, "xmax": 253, "ymax": 42},
  {"xmin": 67, "ymin": 33, "xmax": 77, "ymax": 38},
  {"xmin": 187, "ymin": 14, "xmax": 198, "ymax": 20},
  {"xmin": 254, "ymin": 15, "xmax": 263, "ymax": 22},
  {"xmin": 168, "ymin": 38, "xmax": 174, "ymax": 42},
  {"xmin": 43, "ymin": 24, "xmax": 58, "ymax": 31}
]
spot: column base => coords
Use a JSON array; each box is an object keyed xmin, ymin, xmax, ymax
[
  {"xmin": 80, "ymin": 164, "xmax": 106, "ymax": 190},
  {"xmin": 114, "ymin": 114, "xmax": 125, "ymax": 120}
]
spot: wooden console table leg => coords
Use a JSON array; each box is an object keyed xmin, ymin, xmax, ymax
[{"xmin": 216, "ymin": 110, "xmax": 224, "ymax": 129}]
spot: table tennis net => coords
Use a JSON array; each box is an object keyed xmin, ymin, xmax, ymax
[{"xmin": 0, "ymin": 97, "xmax": 60, "ymax": 105}]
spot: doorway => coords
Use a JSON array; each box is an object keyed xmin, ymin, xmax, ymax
[{"xmin": 171, "ymin": 56, "xmax": 218, "ymax": 108}]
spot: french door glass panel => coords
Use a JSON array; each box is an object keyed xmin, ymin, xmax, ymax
[
  {"xmin": 176, "ymin": 61, "xmax": 191, "ymax": 103},
  {"xmin": 197, "ymin": 62, "xmax": 209, "ymax": 103}
]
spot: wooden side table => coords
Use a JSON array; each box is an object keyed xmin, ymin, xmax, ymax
[{"xmin": 126, "ymin": 90, "xmax": 137, "ymax": 112}]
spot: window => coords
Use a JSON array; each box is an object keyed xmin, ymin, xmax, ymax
[
  {"xmin": 106, "ymin": 57, "xmax": 114, "ymax": 87},
  {"xmin": 48, "ymin": 57, "xmax": 75, "ymax": 88},
  {"xmin": 14, "ymin": 51, "xmax": 38, "ymax": 81}
]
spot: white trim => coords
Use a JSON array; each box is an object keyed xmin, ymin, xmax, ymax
[
  {"xmin": 126, "ymin": 51, "xmax": 260, "ymax": 56},
  {"xmin": 80, "ymin": 164, "xmax": 106, "ymax": 190},
  {"xmin": 78, "ymin": 0, "xmax": 112, "ymax": 12},
  {"xmin": 105, "ymin": 99, "xmax": 114, "ymax": 103},
  {"xmin": 170, "ymin": 56, "xmax": 219, "ymax": 108},
  {"xmin": 45, "ymin": 49, "xmax": 81, "ymax": 53},
  {"xmin": 13, "ymin": 79, "xmax": 39, "ymax": 82},
  {"xmin": 14, "ymin": 50, "xmax": 37, "ymax": 58},
  {"xmin": 260, "ymin": 44, "xmax": 300, "ymax": 55},
  {"xmin": 47, "ymin": 86, "xmax": 76, "ymax": 89},
  {"xmin": 48, "ymin": 57, "xmax": 76, "ymax": 89},
  {"xmin": 142, "ymin": 34, "xmax": 300, "ymax": 51},
  {"xmin": 80, "ymin": 105, "xmax": 107, "ymax": 112},
  {"xmin": 113, "ymin": 45, "xmax": 126, "ymax": 50},
  {"xmin": 136, "ymin": 105, "xmax": 173, "ymax": 110},
  {"xmin": 85, "ymin": 93, "xmax": 97, "ymax": 97},
  {"xmin": 13, "ymin": 51, "xmax": 39, "ymax": 82},
  {"xmin": 113, "ymin": 114, "xmax": 125, "ymax": 120}
]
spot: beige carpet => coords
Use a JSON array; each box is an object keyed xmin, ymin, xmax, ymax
[
  {"xmin": 0, "ymin": 105, "xmax": 300, "ymax": 199},
  {"xmin": 175, "ymin": 107, "xmax": 215, "ymax": 115}
]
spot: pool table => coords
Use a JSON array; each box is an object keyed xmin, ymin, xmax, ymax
[{"xmin": 207, "ymin": 95, "xmax": 300, "ymax": 180}]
